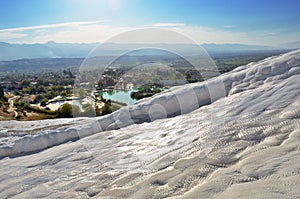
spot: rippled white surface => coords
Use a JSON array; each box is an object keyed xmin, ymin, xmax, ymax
[{"xmin": 0, "ymin": 50, "xmax": 300, "ymax": 198}]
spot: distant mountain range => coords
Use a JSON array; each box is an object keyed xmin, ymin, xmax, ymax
[
  {"xmin": 0, "ymin": 41, "xmax": 98, "ymax": 61},
  {"xmin": 280, "ymin": 41, "xmax": 300, "ymax": 49},
  {"xmin": 0, "ymin": 41, "xmax": 297, "ymax": 61}
]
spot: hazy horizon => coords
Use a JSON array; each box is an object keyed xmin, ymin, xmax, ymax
[{"xmin": 1, "ymin": 40, "xmax": 292, "ymax": 46}]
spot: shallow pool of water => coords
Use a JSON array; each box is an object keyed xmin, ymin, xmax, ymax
[{"xmin": 102, "ymin": 90, "xmax": 137, "ymax": 105}]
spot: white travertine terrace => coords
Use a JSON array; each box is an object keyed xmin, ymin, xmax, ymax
[{"xmin": 0, "ymin": 50, "xmax": 300, "ymax": 198}]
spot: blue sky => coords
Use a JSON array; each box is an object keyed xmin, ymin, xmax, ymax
[{"xmin": 0, "ymin": 0, "xmax": 299, "ymax": 45}]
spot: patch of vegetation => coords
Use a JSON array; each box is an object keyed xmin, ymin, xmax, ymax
[
  {"xmin": 101, "ymin": 103, "xmax": 112, "ymax": 115},
  {"xmin": 27, "ymin": 105, "xmax": 57, "ymax": 115},
  {"xmin": 58, "ymin": 103, "xmax": 73, "ymax": 118},
  {"xmin": 14, "ymin": 101, "xmax": 29, "ymax": 110},
  {"xmin": 131, "ymin": 84, "xmax": 163, "ymax": 100},
  {"xmin": 40, "ymin": 99, "xmax": 48, "ymax": 107},
  {"xmin": 0, "ymin": 84, "xmax": 7, "ymax": 102}
]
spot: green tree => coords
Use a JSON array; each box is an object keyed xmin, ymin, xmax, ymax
[
  {"xmin": 40, "ymin": 98, "xmax": 48, "ymax": 107},
  {"xmin": 29, "ymin": 86, "xmax": 37, "ymax": 94},
  {"xmin": 37, "ymin": 85, "xmax": 45, "ymax": 93},
  {"xmin": 34, "ymin": 94, "xmax": 43, "ymax": 103},
  {"xmin": 101, "ymin": 103, "xmax": 112, "ymax": 115},
  {"xmin": 45, "ymin": 91, "xmax": 55, "ymax": 99},
  {"xmin": 60, "ymin": 91, "xmax": 68, "ymax": 98},
  {"xmin": 59, "ymin": 103, "xmax": 73, "ymax": 118},
  {"xmin": 0, "ymin": 84, "xmax": 5, "ymax": 100},
  {"xmin": 21, "ymin": 79, "xmax": 31, "ymax": 87}
]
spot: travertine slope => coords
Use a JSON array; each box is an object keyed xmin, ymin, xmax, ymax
[{"xmin": 0, "ymin": 50, "xmax": 300, "ymax": 198}]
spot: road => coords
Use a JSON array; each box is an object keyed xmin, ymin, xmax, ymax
[{"xmin": 7, "ymin": 95, "xmax": 20, "ymax": 118}]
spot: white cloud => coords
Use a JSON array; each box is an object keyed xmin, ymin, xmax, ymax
[
  {"xmin": 0, "ymin": 21, "xmax": 105, "ymax": 33},
  {"xmin": 0, "ymin": 32, "xmax": 27, "ymax": 40},
  {"xmin": 151, "ymin": 23, "xmax": 186, "ymax": 27},
  {"xmin": 30, "ymin": 24, "xmax": 132, "ymax": 44},
  {"xmin": 0, "ymin": 21, "xmax": 290, "ymax": 45}
]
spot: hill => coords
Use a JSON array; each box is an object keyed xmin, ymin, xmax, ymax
[
  {"xmin": 0, "ymin": 41, "xmax": 288, "ymax": 61},
  {"xmin": 280, "ymin": 41, "xmax": 300, "ymax": 49},
  {"xmin": 0, "ymin": 50, "xmax": 300, "ymax": 198}
]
